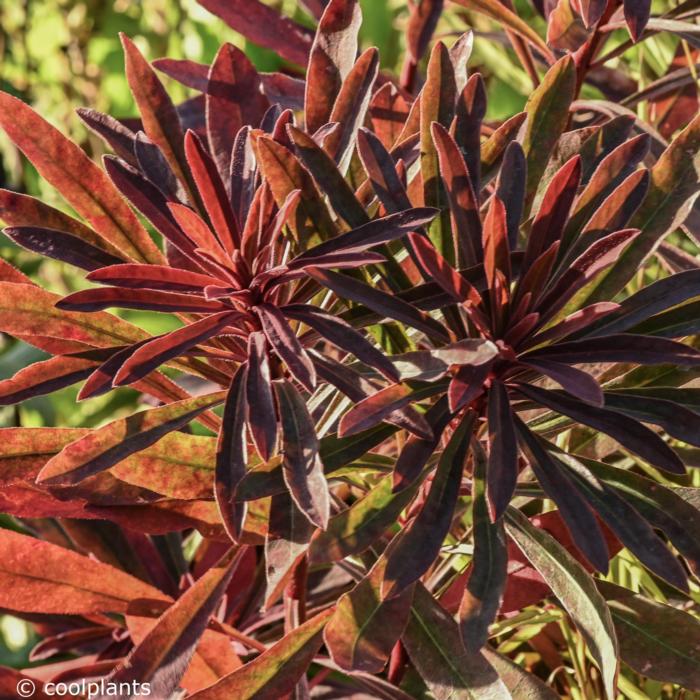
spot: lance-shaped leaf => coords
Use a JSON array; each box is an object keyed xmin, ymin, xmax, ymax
[
  {"xmin": 113, "ymin": 311, "xmax": 240, "ymax": 386},
  {"xmin": 305, "ymin": 0, "xmax": 362, "ymax": 134},
  {"xmin": 296, "ymin": 208, "xmax": 438, "ymax": 261},
  {"xmin": 599, "ymin": 582, "xmax": 700, "ymax": 689},
  {"xmin": 421, "ymin": 42, "xmax": 457, "ymax": 263},
  {"xmin": 537, "ymin": 229, "xmax": 640, "ymax": 319},
  {"xmin": 403, "ymin": 584, "xmax": 510, "ymax": 700},
  {"xmin": 287, "ymin": 124, "xmax": 368, "ymax": 227},
  {"xmin": 216, "ymin": 367, "xmax": 248, "ymax": 542},
  {"xmin": 564, "ymin": 134, "xmax": 650, "ymax": 245},
  {"xmin": 521, "ymin": 56, "xmax": 576, "ymax": 209},
  {"xmin": 486, "ymin": 381, "xmax": 518, "ymax": 521},
  {"xmin": 0, "ymin": 189, "xmax": 119, "ymax": 254},
  {"xmin": 5, "ymin": 226, "xmax": 125, "ymax": 271},
  {"xmin": 554, "ymin": 451, "xmax": 689, "ymax": 591},
  {"xmin": 121, "ymin": 34, "xmax": 194, "ymax": 202},
  {"xmin": 515, "ymin": 420, "xmax": 609, "ymax": 572},
  {"xmin": 325, "ymin": 553, "xmax": 415, "ymax": 673},
  {"xmin": 368, "ymin": 83, "xmax": 409, "ymax": 149},
  {"xmin": 581, "ymin": 268, "xmax": 700, "ymax": 338},
  {"xmin": 0, "ymin": 92, "xmax": 160, "ymax": 263},
  {"xmin": 57, "ymin": 287, "xmax": 229, "ymax": 314},
  {"xmin": 326, "ymin": 47, "xmax": 380, "ymax": 172},
  {"xmin": 256, "ymin": 304, "xmax": 316, "ymax": 392},
  {"xmin": 0, "ymin": 353, "xmax": 110, "ymax": 405},
  {"xmin": 197, "ymin": 0, "xmax": 312, "ymax": 67},
  {"xmin": 496, "ymin": 142, "xmax": 527, "ymax": 249},
  {"xmin": 87, "ymin": 264, "xmax": 221, "ymax": 293},
  {"xmin": 525, "ymin": 156, "xmax": 581, "ymax": 268},
  {"xmin": 525, "ymin": 333, "xmax": 700, "ymax": 366},
  {"xmin": 275, "ymin": 380, "xmax": 330, "ymax": 530},
  {"xmin": 623, "ymin": 0, "xmax": 651, "ymax": 41},
  {"xmin": 521, "ymin": 359, "xmax": 603, "ymax": 406},
  {"xmin": 37, "ymin": 392, "xmax": 225, "ymax": 486},
  {"xmin": 578, "ymin": 455, "xmax": 700, "ymax": 576},
  {"xmin": 382, "ymin": 412, "xmax": 474, "ymax": 599},
  {"xmin": 431, "ymin": 122, "xmax": 482, "ymax": 268},
  {"xmin": 459, "ymin": 438, "xmax": 507, "ymax": 652},
  {"xmin": 505, "ymin": 507, "xmax": 618, "ymax": 699},
  {"xmin": 309, "ymin": 473, "xmax": 420, "ymax": 564},
  {"xmin": 245, "ymin": 333, "xmax": 277, "ymax": 462},
  {"xmin": 357, "ymin": 127, "xmax": 412, "ymax": 212},
  {"xmin": 188, "ymin": 608, "xmax": 333, "ymax": 700},
  {"xmin": 255, "ymin": 136, "xmax": 337, "ymax": 245},
  {"xmin": 0, "ymin": 529, "xmax": 168, "ymax": 615},
  {"xmin": 307, "ymin": 268, "xmax": 450, "ymax": 342},
  {"xmin": 99, "ymin": 551, "xmax": 238, "ymax": 700},
  {"xmin": 77, "ymin": 107, "xmax": 137, "ymax": 164},
  {"xmin": 516, "ymin": 383, "xmax": 685, "ymax": 474},
  {"xmin": 338, "ymin": 383, "xmax": 439, "ymax": 440},
  {"xmin": 185, "ymin": 130, "xmax": 240, "ymax": 253},
  {"xmin": 588, "ymin": 113, "xmax": 700, "ymax": 300},
  {"xmin": 284, "ymin": 305, "xmax": 398, "ymax": 381},
  {"xmin": 0, "ymin": 282, "xmax": 148, "ymax": 347},
  {"xmin": 104, "ymin": 156, "xmax": 200, "ymax": 261},
  {"xmin": 450, "ymin": 0, "xmax": 553, "ymax": 61},
  {"xmin": 393, "ymin": 398, "xmax": 452, "ymax": 491},
  {"xmin": 206, "ymin": 43, "xmax": 269, "ymax": 178}
]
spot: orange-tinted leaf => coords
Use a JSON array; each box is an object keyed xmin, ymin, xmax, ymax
[
  {"xmin": 37, "ymin": 392, "xmax": 225, "ymax": 486},
  {"xmin": 188, "ymin": 608, "xmax": 333, "ymax": 699},
  {"xmin": 0, "ymin": 529, "xmax": 168, "ymax": 615},
  {"xmin": 105, "ymin": 551, "xmax": 237, "ymax": 699},
  {"xmin": 0, "ymin": 93, "xmax": 161, "ymax": 263}
]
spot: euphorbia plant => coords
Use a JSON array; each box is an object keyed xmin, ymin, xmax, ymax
[{"xmin": 0, "ymin": 0, "xmax": 699, "ymax": 698}]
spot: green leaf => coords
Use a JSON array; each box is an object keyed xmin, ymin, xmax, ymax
[
  {"xmin": 505, "ymin": 507, "xmax": 618, "ymax": 699},
  {"xmin": 403, "ymin": 584, "xmax": 511, "ymax": 700},
  {"xmin": 599, "ymin": 582, "xmax": 700, "ymax": 691},
  {"xmin": 309, "ymin": 473, "xmax": 419, "ymax": 564},
  {"xmin": 521, "ymin": 56, "xmax": 576, "ymax": 211},
  {"xmin": 325, "ymin": 555, "xmax": 415, "ymax": 672}
]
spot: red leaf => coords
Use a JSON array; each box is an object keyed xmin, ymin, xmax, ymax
[
  {"xmin": 87, "ymin": 264, "xmax": 221, "ymax": 293},
  {"xmin": 246, "ymin": 333, "xmax": 278, "ymax": 461},
  {"xmin": 275, "ymin": 379, "xmax": 330, "ymax": 529},
  {"xmin": 197, "ymin": 0, "xmax": 313, "ymax": 67},
  {"xmin": 486, "ymin": 381, "xmax": 518, "ymax": 520},
  {"xmin": 623, "ymin": 0, "xmax": 651, "ymax": 41},
  {"xmin": 256, "ymin": 304, "xmax": 317, "ymax": 392},
  {"xmin": 185, "ymin": 130, "xmax": 241, "ymax": 253},
  {"xmin": 113, "ymin": 311, "xmax": 241, "ymax": 386},
  {"xmin": 216, "ymin": 367, "xmax": 248, "ymax": 542},
  {"xmin": 305, "ymin": 0, "xmax": 362, "ymax": 134},
  {"xmin": 57, "ymin": 287, "xmax": 229, "ymax": 313},
  {"xmin": 205, "ymin": 43, "xmax": 269, "ymax": 178}
]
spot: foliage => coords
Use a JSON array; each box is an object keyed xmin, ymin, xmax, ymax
[{"xmin": 0, "ymin": 0, "xmax": 700, "ymax": 698}]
